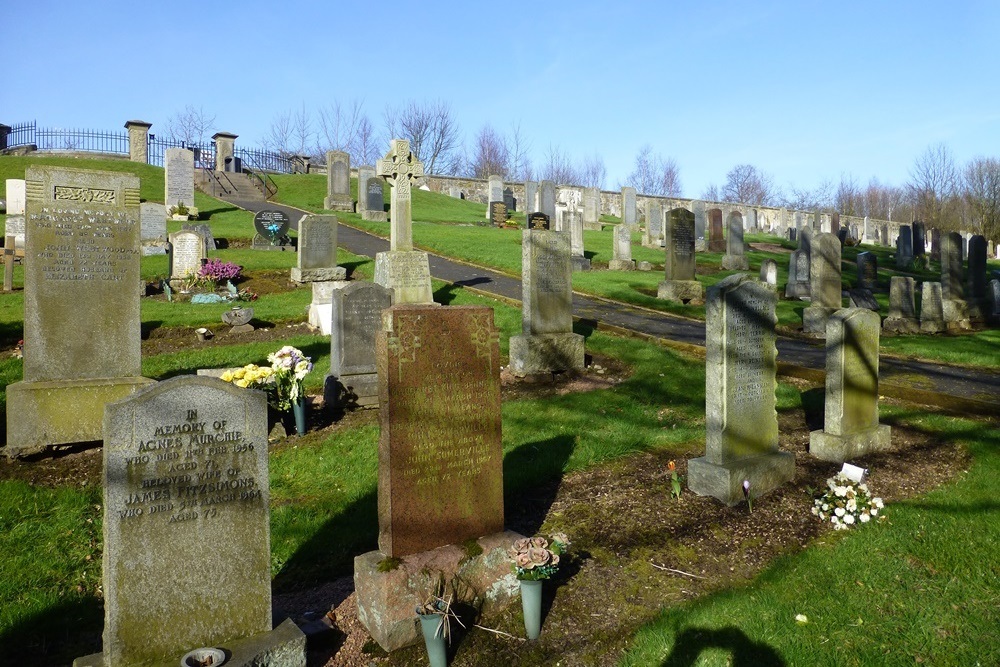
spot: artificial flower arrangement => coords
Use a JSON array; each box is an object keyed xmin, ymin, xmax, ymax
[
  {"xmin": 509, "ymin": 534, "xmax": 570, "ymax": 581},
  {"xmin": 812, "ymin": 472, "xmax": 885, "ymax": 530},
  {"xmin": 219, "ymin": 345, "xmax": 312, "ymax": 411}
]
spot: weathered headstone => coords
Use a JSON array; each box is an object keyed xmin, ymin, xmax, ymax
[
  {"xmin": 708, "ymin": 209, "xmax": 725, "ymax": 252},
  {"xmin": 5, "ymin": 178, "xmax": 26, "ymax": 247},
  {"xmin": 658, "ymin": 209, "xmax": 703, "ymax": 304},
  {"xmin": 567, "ymin": 207, "xmax": 590, "ymax": 271},
  {"xmin": 929, "ymin": 228, "xmax": 941, "ymax": 261},
  {"xmin": 306, "ymin": 279, "xmax": 350, "ymax": 334},
  {"xmin": 848, "ymin": 288, "xmax": 880, "ymax": 312},
  {"xmin": 940, "ymin": 231, "xmax": 970, "ymax": 328},
  {"xmin": 324, "ymin": 150, "xmax": 355, "ymax": 211},
  {"xmin": 883, "ymin": 276, "xmax": 919, "ymax": 333},
  {"xmin": 509, "ymin": 229, "xmax": 585, "ymax": 374},
  {"xmin": 919, "ymin": 281, "xmax": 946, "ymax": 333},
  {"xmin": 989, "ymin": 278, "xmax": 1000, "ymax": 322},
  {"xmin": 896, "ymin": 225, "xmax": 913, "ymax": 268},
  {"xmin": 760, "ymin": 258, "xmax": 778, "ymax": 289},
  {"xmin": 693, "ymin": 200, "xmax": 708, "ymax": 251},
  {"xmin": 503, "ymin": 186, "xmax": 515, "ymax": 211},
  {"xmin": 912, "ymin": 221, "xmax": 926, "ymax": 256},
  {"xmin": 880, "ymin": 223, "xmax": 889, "ymax": 246},
  {"xmin": 803, "ymin": 232, "xmax": 843, "ymax": 335},
  {"xmin": 168, "ymin": 229, "xmax": 206, "ymax": 281},
  {"xmin": 582, "ymin": 186, "xmax": 601, "ymax": 230},
  {"xmin": 358, "ymin": 165, "xmax": 387, "ymax": 222},
  {"xmin": 182, "ymin": 222, "xmax": 216, "ymax": 254},
  {"xmin": 524, "ymin": 181, "xmax": 538, "ymax": 218},
  {"xmin": 164, "ymin": 148, "xmax": 197, "ymax": 217},
  {"xmin": 5, "ymin": 166, "xmax": 153, "ymax": 458},
  {"xmin": 810, "ymin": 309, "xmax": 891, "ymax": 461},
  {"xmin": 291, "ymin": 214, "xmax": 345, "ymax": 283},
  {"xmin": 487, "ymin": 174, "xmax": 503, "ymax": 216},
  {"xmin": 490, "ymin": 201, "xmax": 508, "ymax": 227},
  {"xmin": 688, "ymin": 274, "xmax": 794, "ymax": 505},
  {"xmin": 539, "ymin": 180, "xmax": 556, "ymax": 222},
  {"xmin": 862, "ymin": 216, "xmax": 874, "ymax": 244},
  {"xmin": 785, "ymin": 227, "xmax": 812, "ymax": 299},
  {"xmin": 374, "ymin": 139, "xmax": 433, "ymax": 304},
  {"xmin": 967, "ymin": 235, "xmax": 988, "ymax": 321},
  {"xmin": 621, "ymin": 187, "xmax": 637, "ymax": 229},
  {"xmin": 609, "ymin": 224, "xmax": 635, "ymax": 270},
  {"xmin": 856, "ymin": 251, "xmax": 878, "ymax": 290},
  {"xmin": 325, "ymin": 281, "xmax": 392, "ymax": 408},
  {"xmin": 139, "ymin": 201, "xmax": 167, "ymax": 245},
  {"xmin": 720, "ymin": 211, "xmax": 748, "ymax": 270},
  {"xmin": 644, "ymin": 200, "xmax": 663, "ymax": 247},
  {"xmin": 79, "ymin": 376, "xmax": 305, "ymax": 667}
]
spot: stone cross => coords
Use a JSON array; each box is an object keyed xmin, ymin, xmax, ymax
[
  {"xmin": 2, "ymin": 235, "xmax": 17, "ymax": 292},
  {"xmin": 376, "ymin": 139, "xmax": 424, "ymax": 252}
]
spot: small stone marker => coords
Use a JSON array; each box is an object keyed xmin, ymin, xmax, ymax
[
  {"xmin": 621, "ymin": 187, "xmax": 637, "ymax": 229},
  {"xmin": 374, "ymin": 140, "xmax": 433, "ymax": 304},
  {"xmin": 291, "ymin": 214, "xmax": 346, "ymax": 283},
  {"xmin": 688, "ymin": 274, "xmax": 794, "ymax": 505},
  {"xmin": 803, "ymin": 232, "xmax": 843, "ymax": 335},
  {"xmin": 509, "ymin": 228, "xmax": 585, "ymax": 374},
  {"xmin": 528, "ymin": 212, "xmax": 551, "ymax": 230},
  {"xmin": 658, "ymin": 208, "xmax": 703, "ymax": 304},
  {"xmin": 325, "ymin": 281, "xmax": 392, "ymax": 408},
  {"xmin": 720, "ymin": 211, "xmax": 749, "ymax": 270},
  {"xmin": 920, "ymin": 281, "xmax": 947, "ymax": 333},
  {"xmin": 252, "ymin": 209, "xmax": 292, "ymax": 249},
  {"xmin": 883, "ymin": 276, "xmax": 919, "ymax": 333},
  {"xmin": 848, "ymin": 288, "xmax": 880, "ymax": 312},
  {"xmin": 164, "ymin": 148, "xmax": 197, "ymax": 217},
  {"xmin": 857, "ymin": 251, "xmax": 878, "ymax": 290},
  {"xmin": 760, "ymin": 258, "xmax": 778, "ymax": 289},
  {"xmin": 168, "ymin": 229, "xmax": 206, "ymax": 281},
  {"xmin": 609, "ymin": 224, "xmax": 635, "ymax": 270},
  {"xmin": 490, "ymin": 201, "xmax": 508, "ymax": 227},
  {"xmin": 83, "ymin": 376, "xmax": 304, "ymax": 666},
  {"xmin": 324, "ymin": 150, "xmax": 355, "ymax": 211},
  {"xmin": 6, "ymin": 167, "xmax": 154, "ymax": 457}
]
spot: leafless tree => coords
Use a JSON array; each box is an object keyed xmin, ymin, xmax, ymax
[
  {"xmin": 538, "ymin": 144, "xmax": 580, "ymax": 184},
  {"xmin": 579, "ymin": 154, "xmax": 607, "ymax": 189},
  {"xmin": 353, "ymin": 115, "xmax": 381, "ymax": 166},
  {"xmin": 624, "ymin": 145, "xmax": 681, "ymax": 196},
  {"xmin": 835, "ymin": 173, "xmax": 863, "ymax": 216},
  {"xmin": 782, "ymin": 180, "xmax": 833, "ymax": 211},
  {"xmin": 164, "ymin": 105, "xmax": 216, "ymax": 146},
  {"xmin": 908, "ymin": 143, "xmax": 961, "ymax": 230},
  {"xmin": 383, "ymin": 100, "xmax": 461, "ymax": 174},
  {"xmin": 264, "ymin": 104, "xmax": 315, "ymax": 158},
  {"xmin": 507, "ymin": 122, "xmax": 533, "ymax": 182},
  {"xmin": 862, "ymin": 178, "xmax": 909, "ymax": 221},
  {"xmin": 316, "ymin": 99, "xmax": 381, "ymax": 165},
  {"xmin": 467, "ymin": 124, "xmax": 510, "ymax": 179},
  {"xmin": 722, "ymin": 164, "xmax": 776, "ymax": 205},
  {"xmin": 964, "ymin": 156, "xmax": 1000, "ymax": 241}
]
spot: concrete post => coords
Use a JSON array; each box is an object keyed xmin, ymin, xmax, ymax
[
  {"xmin": 124, "ymin": 120, "xmax": 152, "ymax": 163},
  {"xmin": 212, "ymin": 132, "xmax": 238, "ymax": 171}
]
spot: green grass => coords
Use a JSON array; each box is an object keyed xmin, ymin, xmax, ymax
[{"xmin": 622, "ymin": 407, "xmax": 1000, "ymax": 667}]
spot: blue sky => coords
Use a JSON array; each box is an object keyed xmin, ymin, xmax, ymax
[{"xmin": 5, "ymin": 1, "xmax": 999, "ymax": 198}]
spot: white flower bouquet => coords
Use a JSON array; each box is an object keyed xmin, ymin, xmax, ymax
[
  {"xmin": 267, "ymin": 345, "xmax": 313, "ymax": 411},
  {"xmin": 812, "ymin": 472, "xmax": 885, "ymax": 530}
]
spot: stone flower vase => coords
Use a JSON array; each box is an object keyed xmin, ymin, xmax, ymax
[
  {"xmin": 520, "ymin": 579, "xmax": 543, "ymax": 639},
  {"xmin": 418, "ymin": 613, "xmax": 448, "ymax": 667}
]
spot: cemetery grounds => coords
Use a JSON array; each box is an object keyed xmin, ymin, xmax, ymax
[{"xmin": 0, "ymin": 155, "xmax": 998, "ymax": 666}]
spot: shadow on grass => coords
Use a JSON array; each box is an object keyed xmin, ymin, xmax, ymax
[
  {"xmin": 0, "ymin": 596, "xmax": 103, "ymax": 667},
  {"xmin": 339, "ymin": 259, "xmax": 369, "ymax": 279},
  {"xmin": 659, "ymin": 626, "xmax": 786, "ymax": 667},
  {"xmin": 503, "ymin": 435, "xmax": 575, "ymax": 538}
]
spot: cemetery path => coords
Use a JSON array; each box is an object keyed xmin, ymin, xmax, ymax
[{"xmin": 230, "ymin": 200, "xmax": 1000, "ymax": 416}]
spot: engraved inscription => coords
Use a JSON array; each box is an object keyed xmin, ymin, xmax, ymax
[
  {"xmin": 53, "ymin": 185, "xmax": 116, "ymax": 204},
  {"xmin": 30, "ymin": 206, "xmax": 138, "ymax": 282}
]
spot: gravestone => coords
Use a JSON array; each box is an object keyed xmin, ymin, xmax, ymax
[
  {"xmin": 688, "ymin": 274, "xmax": 794, "ymax": 505},
  {"xmin": 539, "ymin": 180, "xmax": 556, "ymax": 222},
  {"xmin": 862, "ymin": 216, "xmax": 874, "ymax": 244},
  {"xmin": 182, "ymin": 222, "xmax": 216, "ymax": 254},
  {"xmin": 896, "ymin": 225, "xmax": 913, "ymax": 268},
  {"xmin": 940, "ymin": 231, "xmax": 970, "ymax": 328},
  {"xmin": 830, "ymin": 212, "xmax": 841, "ymax": 237},
  {"xmin": 553, "ymin": 202, "xmax": 567, "ymax": 232},
  {"xmin": 164, "ymin": 148, "xmax": 197, "ymax": 217},
  {"xmin": 168, "ymin": 229, "xmax": 206, "ymax": 281},
  {"xmin": 658, "ymin": 209, "xmax": 703, "ymax": 304},
  {"xmin": 809, "ymin": 309, "xmax": 891, "ymax": 461},
  {"xmin": 967, "ymin": 235, "xmax": 988, "ymax": 321},
  {"xmin": 693, "ymin": 201, "xmax": 708, "ymax": 251},
  {"xmin": 5, "ymin": 178, "xmax": 26, "ymax": 247},
  {"xmin": 528, "ymin": 212, "xmax": 550, "ymax": 230},
  {"xmin": 644, "ymin": 201, "xmax": 663, "ymax": 247},
  {"xmin": 252, "ymin": 210, "xmax": 293, "ymax": 249},
  {"xmin": 355, "ymin": 304, "xmax": 519, "ymax": 652},
  {"xmin": 5, "ymin": 166, "xmax": 153, "ymax": 458},
  {"xmin": 883, "ymin": 276, "xmax": 919, "ymax": 333},
  {"xmin": 139, "ymin": 201, "xmax": 167, "ymax": 252},
  {"xmin": 785, "ymin": 227, "xmax": 813, "ymax": 299},
  {"xmin": 374, "ymin": 139, "xmax": 433, "ymax": 304},
  {"xmin": 509, "ymin": 229, "xmax": 585, "ymax": 374},
  {"xmin": 880, "ymin": 223, "xmax": 889, "ymax": 246},
  {"xmin": 848, "ymin": 288, "xmax": 880, "ymax": 312},
  {"xmin": 490, "ymin": 201, "xmax": 508, "ymax": 227},
  {"xmin": 609, "ymin": 224, "xmax": 635, "ymax": 270},
  {"xmin": 567, "ymin": 207, "xmax": 590, "ymax": 271},
  {"xmin": 857, "ymin": 251, "xmax": 878, "ymax": 290},
  {"xmin": 912, "ymin": 221, "xmax": 926, "ymax": 256},
  {"xmin": 291, "ymin": 214, "xmax": 345, "ymax": 283},
  {"xmin": 930, "ymin": 228, "xmax": 941, "ymax": 261},
  {"xmin": 919, "ymin": 281, "xmax": 946, "ymax": 333},
  {"xmin": 708, "ymin": 209, "xmax": 725, "ymax": 252},
  {"xmin": 358, "ymin": 165, "xmax": 387, "ymax": 222},
  {"xmin": 837, "ymin": 228, "xmax": 849, "ymax": 246},
  {"xmin": 583, "ymin": 186, "xmax": 601, "ymax": 230},
  {"xmin": 78, "ymin": 376, "xmax": 305, "ymax": 666},
  {"xmin": 487, "ymin": 175, "xmax": 503, "ymax": 216},
  {"xmin": 306, "ymin": 279, "xmax": 350, "ymax": 334},
  {"xmin": 503, "ymin": 187, "xmax": 515, "ymax": 211},
  {"xmin": 325, "ymin": 281, "xmax": 392, "ymax": 409},
  {"xmin": 720, "ymin": 211, "xmax": 748, "ymax": 270},
  {"xmin": 760, "ymin": 258, "xmax": 778, "ymax": 290},
  {"xmin": 621, "ymin": 187, "xmax": 637, "ymax": 229},
  {"xmin": 324, "ymin": 150, "xmax": 354, "ymax": 211},
  {"xmin": 803, "ymin": 233, "xmax": 843, "ymax": 335},
  {"xmin": 524, "ymin": 181, "xmax": 538, "ymax": 219},
  {"xmin": 990, "ymin": 279, "xmax": 1000, "ymax": 323}
]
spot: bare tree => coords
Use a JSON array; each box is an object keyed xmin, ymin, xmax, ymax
[
  {"xmin": 624, "ymin": 145, "xmax": 682, "ymax": 196},
  {"xmin": 701, "ymin": 183, "xmax": 720, "ymax": 202},
  {"xmin": 908, "ymin": 143, "xmax": 961, "ymax": 230},
  {"xmin": 862, "ymin": 178, "xmax": 909, "ymax": 221},
  {"xmin": 579, "ymin": 153, "xmax": 607, "ymax": 189},
  {"xmin": 264, "ymin": 104, "xmax": 315, "ymax": 158},
  {"xmin": 164, "ymin": 105, "xmax": 215, "ymax": 146},
  {"xmin": 316, "ymin": 99, "xmax": 379, "ymax": 164},
  {"xmin": 538, "ymin": 144, "xmax": 580, "ymax": 184},
  {"xmin": 783, "ymin": 180, "xmax": 833, "ymax": 211},
  {"xmin": 467, "ymin": 124, "xmax": 510, "ymax": 179},
  {"xmin": 353, "ymin": 115, "xmax": 381, "ymax": 166},
  {"xmin": 507, "ymin": 122, "xmax": 533, "ymax": 182},
  {"xmin": 835, "ymin": 173, "xmax": 862, "ymax": 216},
  {"xmin": 722, "ymin": 164, "xmax": 776, "ymax": 205},
  {"xmin": 964, "ymin": 156, "xmax": 1000, "ymax": 241},
  {"xmin": 383, "ymin": 100, "xmax": 461, "ymax": 174}
]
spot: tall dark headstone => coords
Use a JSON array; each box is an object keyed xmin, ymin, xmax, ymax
[{"xmin": 658, "ymin": 209, "xmax": 703, "ymax": 304}]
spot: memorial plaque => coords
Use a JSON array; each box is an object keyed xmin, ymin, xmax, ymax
[
  {"xmin": 528, "ymin": 212, "xmax": 550, "ymax": 230},
  {"xmin": 102, "ymin": 376, "xmax": 270, "ymax": 665},
  {"xmin": 376, "ymin": 304, "xmax": 503, "ymax": 557},
  {"xmin": 367, "ymin": 179, "xmax": 384, "ymax": 213},
  {"xmin": 253, "ymin": 210, "xmax": 290, "ymax": 244},
  {"xmin": 490, "ymin": 201, "xmax": 508, "ymax": 227},
  {"xmin": 169, "ymin": 230, "xmax": 205, "ymax": 279}
]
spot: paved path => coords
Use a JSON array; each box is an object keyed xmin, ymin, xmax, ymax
[{"xmin": 232, "ymin": 199, "xmax": 999, "ymax": 416}]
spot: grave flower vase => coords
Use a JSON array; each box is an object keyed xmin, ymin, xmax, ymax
[
  {"xmin": 292, "ymin": 398, "xmax": 306, "ymax": 435},
  {"xmin": 520, "ymin": 579, "xmax": 543, "ymax": 639},
  {"xmin": 418, "ymin": 614, "xmax": 448, "ymax": 667}
]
